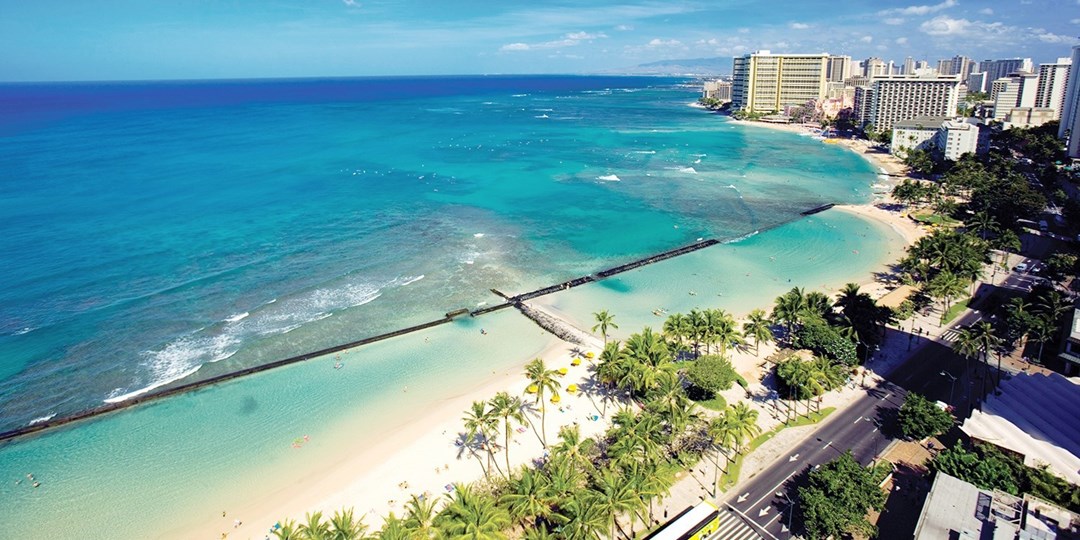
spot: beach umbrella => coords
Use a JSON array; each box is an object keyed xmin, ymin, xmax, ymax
[
  {"xmin": 567, "ymin": 384, "xmax": 578, "ymax": 393},
  {"xmin": 585, "ymin": 351, "xmax": 595, "ymax": 358},
  {"xmin": 526, "ymin": 384, "xmax": 538, "ymax": 394},
  {"xmin": 550, "ymin": 394, "xmax": 561, "ymax": 403},
  {"xmin": 571, "ymin": 358, "xmax": 581, "ymax": 366},
  {"xmin": 558, "ymin": 367, "xmax": 568, "ymax": 376}
]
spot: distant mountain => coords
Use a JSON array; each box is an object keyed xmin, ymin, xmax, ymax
[{"xmin": 606, "ymin": 57, "xmax": 732, "ymax": 76}]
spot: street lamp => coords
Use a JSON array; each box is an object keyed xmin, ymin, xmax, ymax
[
  {"xmin": 777, "ymin": 491, "xmax": 796, "ymax": 533},
  {"xmin": 940, "ymin": 370, "xmax": 957, "ymax": 404}
]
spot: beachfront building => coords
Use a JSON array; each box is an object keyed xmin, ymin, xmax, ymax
[
  {"xmin": 914, "ymin": 472, "xmax": 1080, "ymax": 539},
  {"xmin": 1035, "ymin": 58, "xmax": 1072, "ymax": 120},
  {"xmin": 861, "ymin": 57, "xmax": 888, "ymax": 78},
  {"xmin": 859, "ymin": 74, "xmax": 961, "ymax": 132},
  {"xmin": 826, "ymin": 55, "xmax": 852, "ymax": 83},
  {"xmin": 979, "ymin": 57, "xmax": 1034, "ymax": 84},
  {"xmin": 891, "ymin": 116, "xmax": 988, "ymax": 160},
  {"xmin": 1062, "ymin": 46, "xmax": 1080, "ymax": 159},
  {"xmin": 936, "ymin": 118, "xmax": 989, "ymax": 160},
  {"xmin": 702, "ymin": 80, "xmax": 732, "ymax": 103},
  {"xmin": 730, "ymin": 51, "xmax": 829, "ymax": 113},
  {"xmin": 891, "ymin": 117, "xmax": 944, "ymax": 156}
]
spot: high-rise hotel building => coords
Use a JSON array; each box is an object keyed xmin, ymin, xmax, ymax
[
  {"xmin": 1034, "ymin": 58, "xmax": 1072, "ymax": 121},
  {"xmin": 857, "ymin": 74, "xmax": 961, "ymax": 131},
  {"xmin": 731, "ymin": 51, "xmax": 829, "ymax": 113},
  {"xmin": 1060, "ymin": 45, "xmax": 1080, "ymax": 159}
]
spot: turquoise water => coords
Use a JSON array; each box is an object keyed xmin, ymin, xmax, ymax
[
  {"xmin": 535, "ymin": 209, "xmax": 906, "ymax": 337},
  {"xmin": 0, "ymin": 76, "xmax": 891, "ymax": 538},
  {"xmin": 0, "ymin": 76, "xmax": 877, "ymax": 431}
]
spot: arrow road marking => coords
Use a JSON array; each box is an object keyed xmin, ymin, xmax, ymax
[
  {"xmin": 759, "ymin": 506, "xmax": 771, "ymax": 517},
  {"xmin": 737, "ymin": 493, "xmax": 749, "ymax": 503},
  {"xmin": 853, "ymin": 416, "xmax": 863, "ymax": 424},
  {"xmin": 788, "ymin": 453, "xmax": 799, "ymax": 462}
]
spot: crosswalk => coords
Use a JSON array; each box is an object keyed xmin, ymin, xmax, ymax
[
  {"xmin": 939, "ymin": 328, "xmax": 961, "ymax": 342},
  {"xmin": 705, "ymin": 507, "xmax": 767, "ymax": 540}
]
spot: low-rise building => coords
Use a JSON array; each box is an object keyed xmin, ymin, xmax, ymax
[
  {"xmin": 890, "ymin": 116, "xmax": 988, "ymax": 160},
  {"xmin": 1002, "ymin": 107, "xmax": 1058, "ymax": 128},
  {"xmin": 702, "ymin": 80, "xmax": 732, "ymax": 103},
  {"xmin": 914, "ymin": 472, "xmax": 1079, "ymax": 539}
]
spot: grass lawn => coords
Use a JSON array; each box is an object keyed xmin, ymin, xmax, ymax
[
  {"xmin": 717, "ymin": 407, "xmax": 836, "ymax": 491},
  {"xmin": 941, "ymin": 297, "xmax": 972, "ymax": 325},
  {"xmin": 695, "ymin": 396, "xmax": 727, "ymax": 411},
  {"xmin": 911, "ymin": 212, "xmax": 961, "ymax": 227}
]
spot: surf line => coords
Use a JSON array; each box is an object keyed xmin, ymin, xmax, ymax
[{"xmin": 0, "ymin": 205, "xmax": 835, "ymax": 444}]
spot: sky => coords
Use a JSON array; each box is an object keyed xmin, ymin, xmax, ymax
[{"xmin": 1, "ymin": 0, "xmax": 1078, "ymax": 81}]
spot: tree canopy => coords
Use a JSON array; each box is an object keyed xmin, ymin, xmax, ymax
[
  {"xmin": 796, "ymin": 451, "xmax": 886, "ymax": 539},
  {"xmin": 897, "ymin": 392, "xmax": 953, "ymax": 440}
]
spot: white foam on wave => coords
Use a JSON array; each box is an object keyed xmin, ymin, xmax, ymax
[
  {"xmin": 474, "ymin": 233, "xmax": 485, "ymax": 238},
  {"xmin": 511, "ymin": 93, "xmax": 529, "ymax": 97},
  {"xmin": 13, "ymin": 327, "xmax": 36, "ymax": 336},
  {"xmin": 397, "ymin": 275, "xmax": 425, "ymax": 287},
  {"xmin": 104, "ymin": 364, "xmax": 202, "ymax": 404},
  {"xmin": 632, "ymin": 150, "xmax": 656, "ymax": 154},
  {"xmin": 679, "ymin": 167, "xmax": 698, "ymax": 174},
  {"xmin": 28, "ymin": 413, "xmax": 56, "ymax": 425},
  {"xmin": 224, "ymin": 312, "xmax": 249, "ymax": 323},
  {"xmin": 723, "ymin": 230, "xmax": 759, "ymax": 244},
  {"xmin": 534, "ymin": 114, "xmax": 549, "ymax": 119},
  {"xmin": 598, "ymin": 174, "xmax": 621, "ymax": 182}
]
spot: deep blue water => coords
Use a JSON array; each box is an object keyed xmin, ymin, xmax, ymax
[{"xmin": 0, "ymin": 75, "xmax": 877, "ymax": 432}]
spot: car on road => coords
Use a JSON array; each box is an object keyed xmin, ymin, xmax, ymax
[
  {"xmin": 1031, "ymin": 263, "xmax": 1046, "ymax": 274},
  {"xmin": 1014, "ymin": 263, "xmax": 1029, "ymax": 272}
]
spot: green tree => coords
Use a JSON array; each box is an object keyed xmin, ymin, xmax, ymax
[
  {"xmin": 434, "ymin": 483, "xmax": 511, "ymax": 540},
  {"xmin": 462, "ymin": 400, "xmax": 499, "ymax": 479},
  {"xmin": 796, "ymin": 451, "xmax": 886, "ymax": 539},
  {"xmin": 742, "ymin": 308, "xmax": 773, "ymax": 356},
  {"xmin": 591, "ymin": 310, "xmax": 618, "ymax": 346},
  {"xmin": 685, "ymin": 354, "xmax": 737, "ymax": 395},
  {"xmin": 524, "ymin": 358, "xmax": 562, "ymax": 448},
  {"xmin": 501, "ymin": 467, "xmax": 553, "ymax": 528},
  {"xmin": 925, "ymin": 271, "xmax": 966, "ymax": 326},
  {"xmin": 329, "ymin": 508, "xmax": 368, "ymax": 540},
  {"xmin": 299, "ymin": 511, "xmax": 332, "ymax": 540},
  {"xmin": 727, "ymin": 402, "xmax": 761, "ymax": 454},
  {"xmin": 489, "ymin": 391, "xmax": 527, "ymax": 477},
  {"xmin": 272, "ymin": 519, "xmax": 302, "ymax": 540},
  {"xmin": 897, "ymin": 392, "xmax": 954, "ymax": 440}
]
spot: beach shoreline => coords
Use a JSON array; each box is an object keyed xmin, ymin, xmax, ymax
[{"xmin": 190, "ymin": 118, "xmax": 922, "ymax": 540}]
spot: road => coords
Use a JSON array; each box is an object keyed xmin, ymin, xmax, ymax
[{"xmin": 724, "ymin": 307, "xmax": 993, "ymax": 539}]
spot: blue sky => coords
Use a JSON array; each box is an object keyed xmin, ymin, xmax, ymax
[{"xmin": 1, "ymin": 0, "xmax": 1077, "ymax": 81}]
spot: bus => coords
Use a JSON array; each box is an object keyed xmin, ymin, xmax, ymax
[{"xmin": 643, "ymin": 501, "xmax": 722, "ymax": 540}]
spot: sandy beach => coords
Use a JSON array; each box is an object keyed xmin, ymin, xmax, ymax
[{"xmin": 193, "ymin": 119, "xmax": 922, "ymax": 540}]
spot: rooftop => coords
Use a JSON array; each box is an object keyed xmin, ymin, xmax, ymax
[{"xmin": 894, "ymin": 116, "xmax": 949, "ymax": 130}]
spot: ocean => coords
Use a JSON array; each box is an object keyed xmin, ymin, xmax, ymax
[{"xmin": 0, "ymin": 75, "xmax": 891, "ymax": 538}]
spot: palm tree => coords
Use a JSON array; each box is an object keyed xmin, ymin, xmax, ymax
[
  {"xmin": 772, "ymin": 287, "xmax": 808, "ymax": 341},
  {"xmin": 708, "ymin": 309, "xmax": 742, "ymax": 357},
  {"xmin": 501, "ymin": 468, "xmax": 553, "ymax": 528},
  {"xmin": 462, "ymin": 400, "xmax": 498, "ymax": 479},
  {"xmin": 378, "ymin": 514, "xmax": 410, "ymax": 540},
  {"xmin": 727, "ymin": 402, "xmax": 761, "ymax": 454},
  {"xmin": 970, "ymin": 211, "xmax": 997, "ymax": 240},
  {"xmin": 686, "ymin": 309, "xmax": 707, "ymax": 355},
  {"xmin": 1028, "ymin": 318, "xmax": 1055, "ymax": 364},
  {"xmin": 559, "ymin": 491, "xmax": 607, "ymax": 539},
  {"xmin": 435, "ymin": 483, "xmax": 511, "ymax": 540},
  {"xmin": 592, "ymin": 310, "xmax": 618, "ymax": 346},
  {"xmin": 970, "ymin": 321, "xmax": 1003, "ymax": 382},
  {"xmin": 554, "ymin": 424, "xmax": 597, "ymax": 476},
  {"xmin": 272, "ymin": 519, "xmax": 302, "ymax": 540},
  {"xmin": 522, "ymin": 524, "xmax": 559, "ymax": 540},
  {"xmin": 525, "ymin": 358, "xmax": 562, "ymax": 448},
  {"xmin": 299, "ymin": 511, "xmax": 332, "ymax": 540},
  {"xmin": 402, "ymin": 496, "xmax": 436, "ymax": 539},
  {"xmin": 742, "ymin": 309, "xmax": 773, "ymax": 357},
  {"xmin": 662, "ymin": 313, "xmax": 689, "ymax": 351},
  {"xmin": 629, "ymin": 461, "xmax": 669, "ymax": 525},
  {"xmin": 952, "ymin": 327, "xmax": 980, "ymax": 379},
  {"xmin": 707, "ymin": 415, "xmax": 738, "ymax": 494},
  {"xmin": 804, "ymin": 291, "xmax": 832, "ymax": 320},
  {"xmin": 329, "ymin": 508, "xmax": 367, "ymax": 540},
  {"xmin": 591, "ymin": 468, "xmax": 640, "ymax": 539},
  {"xmin": 489, "ymin": 391, "xmax": 527, "ymax": 477},
  {"xmin": 925, "ymin": 271, "xmax": 966, "ymax": 326},
  {"xmin": 595, "ymin": 341, "xmax": 624, "ymax": 415}
]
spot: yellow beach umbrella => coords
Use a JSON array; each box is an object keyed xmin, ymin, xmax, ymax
[
  {"xmin": 526, "ymin": 384, "xmax": 538, "ymax": 394},
  {"xmin": 585, "ymin": 351, "xmax": 595, "ymax": 359},
  {"xmin": 558, "ymin": 367, "xmax": 568, "ymax": 375},
  {"xmin": 550, "ymin": 394, "xmax": 561, "ymax": 404},
  {"xmin": 567, "ymin": 384, "xmax": 578, "ymax": 393},
  {"xmin": 571, "ymin": 358, "xmax": 581, "ymax": 366}
]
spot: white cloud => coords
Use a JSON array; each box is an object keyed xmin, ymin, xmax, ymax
[
  {"xmin": 737, "ymin": 28, "xmax": 750, "ymax": 34},
  {"xmin": 884, "ymin": 18, "xmax": 905, "ymax": 25},
  {"xmin": 565, "ymin": 31, "xmax": 607, "ymax": 40},
  {"xmin": 790, "ymin": 22, "xmax": 810, "ymax": 30},
  {"xmin": 497, "ymin": 31, "xmax": 607, "ymax": 53},
  {"xmin": 615, "ymin": 24, "xmax": 633, "ymax": 31},
  {"xmin": 1033, "ymin": 30, "xmax": 1076, "ymax": 44},
  {"xmin": 979, "ymin": 8, "xmax": 994, "ymax": 15},
  {"xmin": 1071, "ymin": 18, "xmax": 1080, "ymax": 24},
  {"xmin": 880, "ymin": 0, "xmax": 957, "ymax": 16},
  {"xmin": 647, "ymin": 38, "xmax": 683, "ymax": 48},
  {"xmin": 919, "ymin": 15, "xmax": 973, "ymax": 35},
  {"xmin": 860, "ymin": 35, "xmax": 873, "ymax": 43},
  {"xmin": 896, "ymin": 37, "xmax": 909, "ymax": 45},
  {"xmin": 341, "ymin": 0, "xmax": 360, "ymax": 6}
]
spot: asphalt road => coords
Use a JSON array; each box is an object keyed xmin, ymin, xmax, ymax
[{"xmin": 724, "ymin": 307, "xmax": 993, "ymax": 539}]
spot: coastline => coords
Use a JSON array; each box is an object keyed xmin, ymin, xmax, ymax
[{"xmin": 198, "ymin": 116, "xmax": 924, "ymax": 540}]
